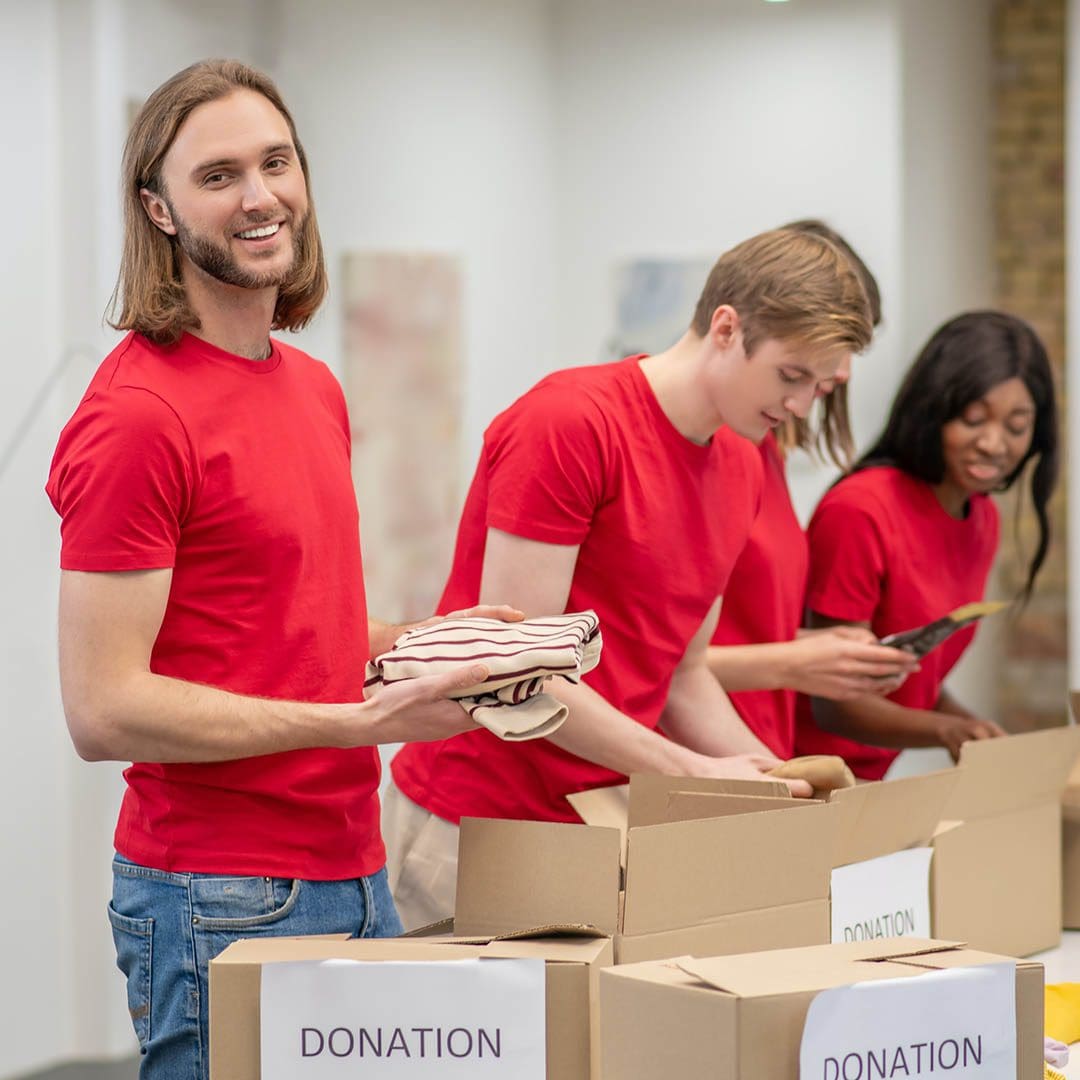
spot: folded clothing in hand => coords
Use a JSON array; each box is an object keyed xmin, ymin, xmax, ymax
[{"xmin": 364, "ymin": 610, "xmax": 602, "ymax": 741}]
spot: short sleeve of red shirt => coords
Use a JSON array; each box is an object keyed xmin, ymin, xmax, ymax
[
  {"xmin": 47, "ymin": 388, "xmax": 193, "ymax": 571},
  {"xmin": 483, "ymin": 383, "xmax": 606, "ymax": 545},
  {"xmin": 805, "ymin": 487, "xmax": 889, "ymax": 623}
]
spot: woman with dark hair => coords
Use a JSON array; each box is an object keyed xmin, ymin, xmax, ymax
[
  {"xmin": 706, "ymin": 220, "xmax": 917, "ymax": 758},
  {"xmin": 795, "ymin": 310, "xmax": 1059, "ymax": 778}
]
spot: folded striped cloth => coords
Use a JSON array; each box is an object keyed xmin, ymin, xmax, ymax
[{"xmin": 364, "ymin": 611, "xmax": 602, "ymax": 741}]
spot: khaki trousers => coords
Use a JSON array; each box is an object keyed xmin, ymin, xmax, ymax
[{"xmin": 382, "ymin": 781, "xmax": 461, "ymax": 932}]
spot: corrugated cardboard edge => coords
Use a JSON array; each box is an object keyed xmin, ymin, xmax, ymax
[
  {"xmin": 947, "ymin": 725, "xmax": 1080, "ymax": 819},
  {"xmin": 674, "ymin": 939, "xmax": 968, "ymax": 993},
  {"xmin": 406, "ymin": 920, "xmax": 608, "ymax": 942}
]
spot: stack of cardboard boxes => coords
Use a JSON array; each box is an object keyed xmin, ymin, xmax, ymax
[{"xmin": 209, "ymin": 725, "xmax": 1080, "ymax": 1078}]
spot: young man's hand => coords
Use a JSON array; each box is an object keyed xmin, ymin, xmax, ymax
[
  {"xmin": 370, "ymin": 606, "xmax": 526, "ymax": 656},
  {"xmin": 361, "ymin": 662, "xmax": 491, "ymax": 744}
]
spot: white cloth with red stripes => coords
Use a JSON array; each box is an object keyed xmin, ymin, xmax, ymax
[{"xmin": 364, "ymin": 610, "xmax": 602, "ymax": 741}]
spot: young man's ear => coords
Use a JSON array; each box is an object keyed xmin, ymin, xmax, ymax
[
  {"xmin": 708, "ymin": 304, "xmax": 741, "ymax": 351},
  {"xmin": 139, "ymin": 188, "xmax": 178, "ymax": 236}
]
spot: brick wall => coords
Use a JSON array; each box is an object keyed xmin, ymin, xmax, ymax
[{"xmin": 992, "ymin": 0, "xmax": 1068, "ymax": 727}]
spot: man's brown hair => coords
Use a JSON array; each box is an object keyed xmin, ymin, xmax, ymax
[
  {"xmin": 777, "ymin": 220, "xmax": 883, "ymax": 468},
  {"xmin": 690, "ymin": 229, "xmax": 874, "ymax": 368},
  {"xmin": 108, "ymin": 59, "xmax": 327, "ymax": 346}
]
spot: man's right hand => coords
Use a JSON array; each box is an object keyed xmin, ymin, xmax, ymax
[{"xmin": 360, "ymin": 662, "xmax": 491, "ymax": 744}]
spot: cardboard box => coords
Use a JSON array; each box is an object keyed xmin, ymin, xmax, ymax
[
  {"xmin": 209, "ymin": 931, "xmax": 612, "ymax": 1080},
  {"xmin": 1060, "ymin": 695, "xmax": 1080, "ymax": 927},
  {"xmin": 455, "ymin": 778, "xmax": 840, "ymax": 964},
  {"xmin": 931, "ymin": 725, "xmax": 1080, "ymax": 956},
  {"xmin": 1063, "ymin": 769, "xmax": 1080, "ymax": 928},
  {"xmin": 599, "ymin": 939, "xmax": 1043, "ymax": 1080},
  {"xmin": 643, "ymin": 771, "xmax": 958, "ymax": 943}
]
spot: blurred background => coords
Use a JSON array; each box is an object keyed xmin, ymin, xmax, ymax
[{"xmin": 0, "ymin": 0, "xmax": 1072, "ymax": 1074}]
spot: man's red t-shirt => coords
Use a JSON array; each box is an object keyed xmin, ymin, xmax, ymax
[
  {"xmin": 392, "ymin": 356, "xmax": 763, "ymax": 823},
  {"xmin": 794, "ymin": 465, "xmax": 999, "ymax": 780},
  {"xmin": 710, "ymin": 433, "xmax": 807, "ymax": 757},
  {"xmin": 47, "ymin": 332, "xmax": 384, "ymax": 878}
]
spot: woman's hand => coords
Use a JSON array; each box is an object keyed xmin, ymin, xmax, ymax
[{"xmin": 784, "ymin": 626, "xmax": 919, "ymax": 700}]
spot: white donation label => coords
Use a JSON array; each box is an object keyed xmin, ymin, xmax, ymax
[
  {"xmin": 260, "ymin": 957, "xmax": 546, "ymax": 1079},
  {"xmin": 800, "ymin": 961, "xmax": 1016, "ymax": 1080},
  {"xmin": 830, "ymin": 848, "xmax": 933, "ymax": 943}
]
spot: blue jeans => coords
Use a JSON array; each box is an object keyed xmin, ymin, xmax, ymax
[{"xmin": 108, "ymin": 854, "xmax": 403, "ymax": 1080}]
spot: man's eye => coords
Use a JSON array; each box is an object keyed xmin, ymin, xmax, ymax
[
  {"xmin": 203, "ymin": 173, "xmax": 228, "ymax": 185},
  {"xmin": 779, "ymin": 370, "xmax": 801, "ymax": 384},
  {"xmin": 265, "ymin": 158, "xmax": 288, "ymax": 170}
]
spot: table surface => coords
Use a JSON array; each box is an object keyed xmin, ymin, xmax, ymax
[{"xmin": 1033, "ymin": 931, "xmax": 1080, "ymax": 1078}]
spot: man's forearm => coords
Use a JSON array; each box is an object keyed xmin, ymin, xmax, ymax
[
  {"xmin": 544, "ymin": 679, "xmax": 707, "ymax": 777},
  {"xmin": 65, "ymin": 669, "xmax": 356, "ymax": 764},
  {"xmin": 661, "ymin": 663, "xmax": 775, "ymax": 757}
]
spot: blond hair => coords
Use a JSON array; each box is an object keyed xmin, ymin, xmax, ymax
[
  {"xmin": 108, "ymin": 59, "xmax": 327, "ymax": 346},
  {"xmin": 691, "ymin": 229, "xmax": 873, "ymax": 361},
  {"xmin": 775, "ymin": 221, "xmax": 884, "ymax": 468}
]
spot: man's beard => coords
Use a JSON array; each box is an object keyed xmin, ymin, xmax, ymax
[{"xmin": 172, "ymin": 208, "xmax": 305, "ymax": 290}]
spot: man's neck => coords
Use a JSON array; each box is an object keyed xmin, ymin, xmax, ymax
[
  {"xmin": 182, "ymin": 261, "xmax": 278, "ymax": 360},
  {"xmin": 638, "ymin": 332, "xmax": 727, "ymax": 444}
]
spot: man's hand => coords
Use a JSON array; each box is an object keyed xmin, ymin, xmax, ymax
[
  {"xmin": 692, "ymin": 751, "xmax": 813, "ymax": 798},
  {"xmin": 786, "ymin": 627, "xmax": 918, "ymax": 700},
  {"xmin": 361, "ymin": 661, "xmax": 491, "ymax": 744},
  {"xmin": 936, "ymin": 715, "xmax": 1006, "ymax": 762},
  {"xmin": 369, "ymin": 605, "xmax": 525, "ymax": 657}
]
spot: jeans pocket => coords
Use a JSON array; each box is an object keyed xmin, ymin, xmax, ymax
[
  {"xmin": 107, "ymin": 903, "xmax": 153, "ymax": 1049},
  {"xmin": 190, "ymin": 876, "xmax": 301, "ymax": 932}
]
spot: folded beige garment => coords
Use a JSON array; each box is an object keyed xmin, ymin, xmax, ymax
[{"xmin": 364, "ymin": 610, "xmax": 601, "ymax": 741}]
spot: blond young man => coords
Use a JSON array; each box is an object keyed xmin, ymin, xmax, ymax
[
  {"xmin": 47, "ymin": 60, "xmax": 515, "ymax": 1079},
  {"xmin": 386, "ymin": 230, "xmax": 875, "ymax": 930}
]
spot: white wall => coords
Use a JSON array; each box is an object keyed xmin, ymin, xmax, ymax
[
  {"xmin": 0, "ymin": 0, "xmax": 997, "ymax": 1073},
  {"xmin": 0, "ymin": 5, "xmax": 71, "ymax": 1074},
  {"xmin": 274, "ymin": 0, "xmax": 559, "ymax": 479}
]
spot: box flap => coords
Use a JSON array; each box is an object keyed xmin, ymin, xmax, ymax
[
  {"xmin": 672, "ymin": 938, "xmax": 964, "ymax": 997},
  {"xmin": 566, "ymin": 783, "xmax": 628, "ymax": 829},
  {"xmin": 829, "ymin": 769, "xmax": 960, "ymax": 866},
  {"xmin": 413, "ymin": 922, "xmax": 608, "ymax": 943},
  {"xmin": 402, "ymin": 917, "xmax": 456, "ymax": 938},
  {"xmin": 211, "ymin": 932, "xmax": 611, "ymax": 966},
  {"xmin": 626, "ymin": 773, "xmax": 790, "ymax": 827},
  {"xmin": 621, "ymin": 800, "xmax": 837, "ymax": 936},
  {"xmin": 455, "ymin": 817, "xmax": 621, "ymax": 937},
  {"xmin": 945, "ymin": 726, "xmax": 1080, "ymax": 819},
  {"xmin": 663, "ymin": 792, "xmax": 801, "ymax": 821}
]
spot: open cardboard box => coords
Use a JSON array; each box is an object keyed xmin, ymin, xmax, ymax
[
  {"xmin": 209, "ymin": 929, "xmax": 612, "ymax": 1079},
  {"xmin": 599, "ymin": 938, "xmax": 1043, "ymax": 1080},
  {"xmin": 455, "ymin": 776, "xmax": 840, "ymax": 964},
  {"xmin": 657, "ymin": 770, "xmax": 959, "ymax": 943},
  {"xmin": 932, "ymin": 724, "xmax": 1080, "ymax": 956},
  {"xmin": 1060, "ymin": 694, "xmax": 1080, "ymax": 927}
]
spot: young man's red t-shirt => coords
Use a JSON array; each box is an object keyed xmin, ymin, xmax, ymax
[
  {"xmin": 710, "ymin": 433, "xmax": 807, "ymax": 757},
  {"xmin": 47, "ymin": 332, "xmax": 384, "ymax": 878},
  {"xmin": 794, "ymin": 465, "xmax": 999, "ymax": 779},
  {"xmin": 392, "ymin": 356, "xmax": 764, "ymax": 823}
]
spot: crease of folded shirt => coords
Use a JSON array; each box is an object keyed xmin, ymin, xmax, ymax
[{"xmin": 364, "ymin": 610, "xmax": 602, "ymax": 741}]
